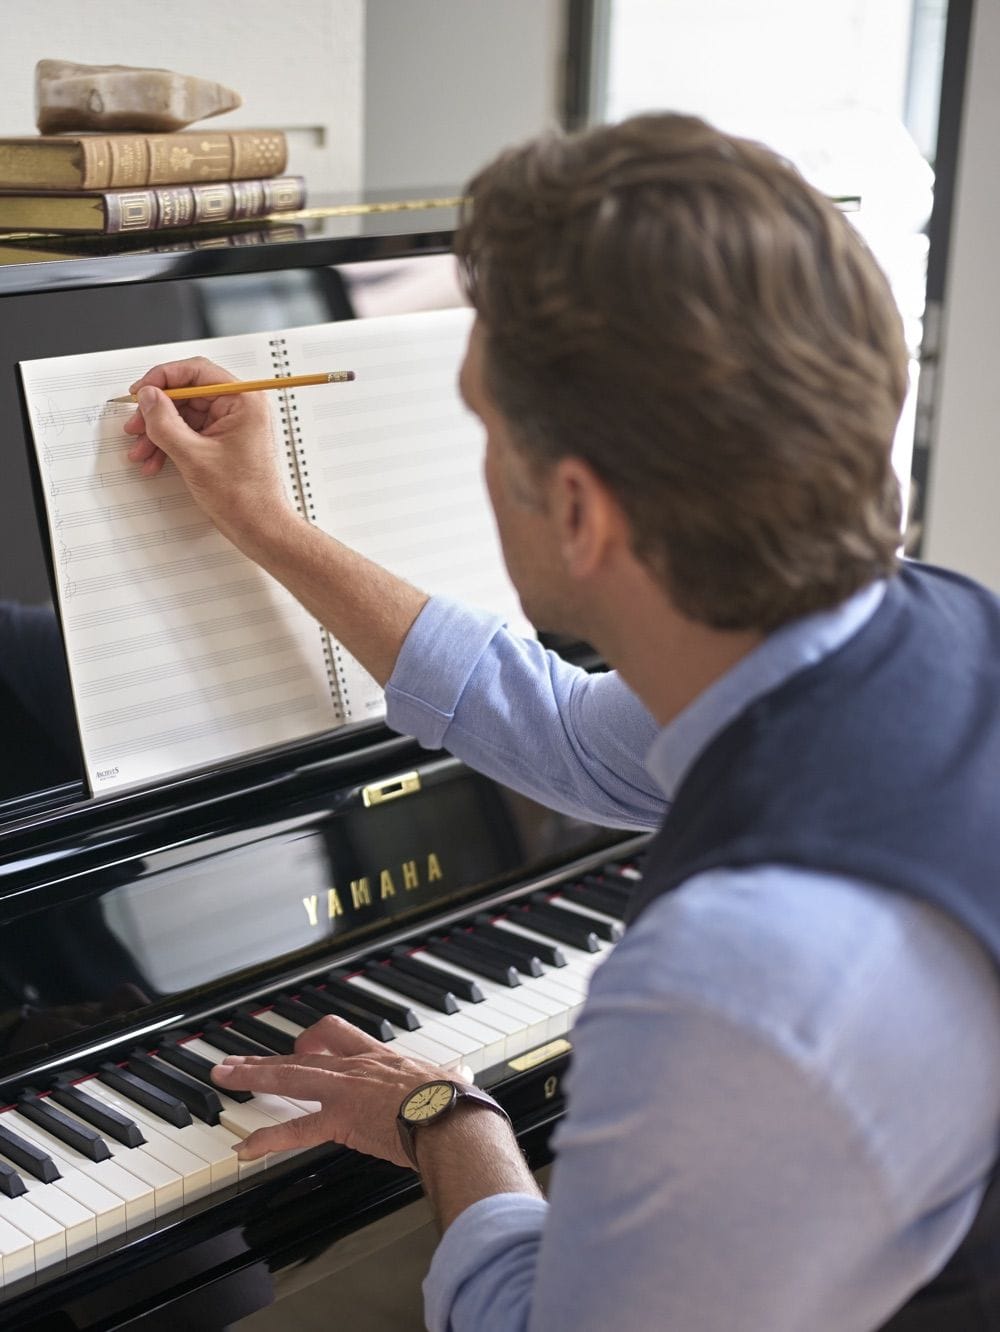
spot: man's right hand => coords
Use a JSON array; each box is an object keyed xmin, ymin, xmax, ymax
[{"xmin": 123, "ymin": 356, "xmax": 296, "ymax": 553}]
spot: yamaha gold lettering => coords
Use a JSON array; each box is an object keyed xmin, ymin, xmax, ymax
[
  {"xmin": 350, "ymin": 877, "xmax": 372, "ymax": 910},
  {"xmin": 302, "ymin": 852, "xmax": 443, "ymax": 927}
]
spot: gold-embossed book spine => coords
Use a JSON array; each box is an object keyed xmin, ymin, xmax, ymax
[{"xmin": 0, "ymin": 131, "xmax": 288, "ymax": 191}]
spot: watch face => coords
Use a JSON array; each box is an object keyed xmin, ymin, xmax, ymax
[{"xmin": 402, "ymin": 1081, "xmax": 455, "ymax": 1123}]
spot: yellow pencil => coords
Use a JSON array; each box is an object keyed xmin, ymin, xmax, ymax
[{"xmin": 109, "ymin": 370, "xmax": 355, "ymax": 404}]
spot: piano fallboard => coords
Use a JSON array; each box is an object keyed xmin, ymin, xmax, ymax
[{"xmin": 0, "ymin": 750, "xmax": 647, "ymax": 1329}]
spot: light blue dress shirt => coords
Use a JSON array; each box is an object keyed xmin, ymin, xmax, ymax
[{"xmin": 384, "ymin": 586, "xmax": 1000, "ymax": 1332}]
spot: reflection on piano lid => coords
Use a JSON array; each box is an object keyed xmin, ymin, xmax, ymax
[
  {"xmin": 0, "ymin": 219, "xmax": 631, "ymax": 1329},
  {"xmin": 0, "ymin": 745, "xmax": 649, "ymax": 1327}
]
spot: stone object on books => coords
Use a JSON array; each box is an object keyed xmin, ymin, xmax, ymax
[{"xmin": 35, "ymin": 59, "xmax": 242, "ymax": 133}]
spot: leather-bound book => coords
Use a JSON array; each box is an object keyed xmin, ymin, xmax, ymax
[
  {"xmin": 0, "ymin": 129, "xmax": 287, "ymax": 190},
  {"xmin": 0, "ymin": 175, "xmax": 306, "ymax": 234}
]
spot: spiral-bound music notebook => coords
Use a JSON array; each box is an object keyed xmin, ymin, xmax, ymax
[{"xmin": 19, "ymin": 306, "xmax": 529, "ymax": 796}]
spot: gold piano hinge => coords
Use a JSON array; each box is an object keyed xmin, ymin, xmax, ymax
[
  {"xmin": 508, "ymin": 1038, "xmax": 572, "ymax": 1072},
  {"xmin": 361, "ymin": 770, "xmax": 421, "ymax": 807}
]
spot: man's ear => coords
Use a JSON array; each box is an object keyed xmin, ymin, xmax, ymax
[{"xmin": 551, "ymin": 457, "xmax": 623, "ymax": 577}]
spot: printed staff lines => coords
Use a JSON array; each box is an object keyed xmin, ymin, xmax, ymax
[
  {"xmin": 308, "ymin": 393, "xmax": 458, "ymax": 426},
  {"xmin": 297, "ymin": 332, "xmax": 460, "ymax": 362},
  {"xmin": 303, "ymin": 354, "xmax": 457, "ymax": 387},
  {"xmin": 28, "ymin": 349, "xmax": 271, "ymax": 395},
  {"xmin": 317, "ymin": 465, "xmax": 469, "ymax": 505},
  {"xmin": 52, "ymin": 491, "xmax": 191, "ymax": 531},
  {"xmin": 317, "ymin": 429, "xmax": 468, "ymax": 473},
  {"xmin": 45, "ymin": 468, "xmax": 149, "ymax": 498},
  {"xmin": 40, "ymin": 429, "xmax": 153, "ymax": 462},
  {"xmin": 65, "ymin": 576, "xmax": 264, "ymax": 631},
  {"xmin": 61, "ymin": 520, "xmax": 213, "ymax": 564},
  {"xmin": 61, "ymin": 547, "xmax": 241, "ymax": 600},
  {"xmin": 74, "ymin": 604, "xmax": 284, "ymax": 665},
  {"xmin": 336, "ymin": 494, "xmax": 485, "ymax": 539},
  {"xmin": 77, "ymin": 633, "xmax": 304, "ymax": 699},
  {"xmin": 90, "ymin": 694, "xmax": 326, "ymax": 766},
  {"xmin": 85, "ymin": 663, "xmax": 310, "ymax": 733}
]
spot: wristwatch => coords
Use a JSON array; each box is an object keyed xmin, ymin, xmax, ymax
[{"xmin": 396, "ymin": 1078, "xmax": 511, "ymax": 1169}]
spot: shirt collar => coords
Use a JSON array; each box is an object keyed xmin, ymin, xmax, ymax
[{"xmin": 645, "ymin": 580, "xmax": 887, "ymax": 800}]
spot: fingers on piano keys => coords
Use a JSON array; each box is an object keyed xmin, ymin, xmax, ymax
[{"xmin": 0, "ymin": 859, "xmax": 641, "ymax": 1288}]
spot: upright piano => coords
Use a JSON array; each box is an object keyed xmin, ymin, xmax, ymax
[{"xmin": 0, "ymin": 209, "xmax": 648, "ymax": 1329}]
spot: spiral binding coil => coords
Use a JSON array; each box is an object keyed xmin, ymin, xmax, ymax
[{"xmin": 268, "ymin": 335, "xmax": 349, "ymax": 723}]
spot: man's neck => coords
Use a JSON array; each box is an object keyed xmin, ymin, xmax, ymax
[{"xmin": 589, "ymin": 579, "xmax": 764, "ymax": 728}]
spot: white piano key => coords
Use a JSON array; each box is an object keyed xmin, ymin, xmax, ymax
[
  {"xmin": 412, "ymin": 959, "xmax": 552, "ymax": 1053},
  {"xmin": 2, "ymin": 1112, "xmax": 156, "ymax": 1229},
  {"xmin": 255, "ymin": 1010, "xmax": 310, "ymax": 1041},
  {"xmin": 346, "ymin": 975, "xmax": 485, "ymax": 1064},
  {"xmin": 258, "ymin": 1006, "xmax": 466, "ymax": 1073},
  {"xmin": 169, "ymin": 1040, "xmax": 327, "ymax": 1166},
  {"xmin": 35, "ymin": 1103, "xmax": 186, "ymax": 1217},
  {"xmin": 494, "ymin": 918, "xmax": 601, "ymax": 973},
  {"xmin": 350, "ymin": 975, "xmax": 505, "ymax": 1072},
  {"xmin": 81, "ymin": 1078, "xmax": 253, "ymax": 1185},
  {"xmin": 5, "ymin": 1151, "xmax": 124, "ymax": 1243},
  {"xmin": 390, "ymin": 1027, "xmax": 467, "ymax": 1071},
  {"xmin": 0, "ymin": 1213, "xmax": 34, "ymax": 1285},
  {"xmin": 178, "ymin": 1039, "xmax": 318, "ymax": 1130},
  {"xmin": 0, "ymin": 1193, "xmax": 65, "ymax": 1270},
  {"xmin": 0, "ymin": 1155, "xmax": 96, "ymax": 1257}
]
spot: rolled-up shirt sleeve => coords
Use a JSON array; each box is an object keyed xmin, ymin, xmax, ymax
[{"xmin": 384, "ymin": 596, "xmax": 664, "ymax": 830}]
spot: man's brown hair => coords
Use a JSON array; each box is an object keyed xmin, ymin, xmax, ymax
[{"xmin": 455, "ymin": 113, "xmax": 909, "ymax": 630}]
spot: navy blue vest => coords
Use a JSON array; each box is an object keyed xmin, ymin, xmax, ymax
[{"xmin": 628, "ymin": 561, "xmax": 1000, "ymax": 1330}]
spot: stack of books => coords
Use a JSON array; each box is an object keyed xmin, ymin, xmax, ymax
[{"xmin": 0, "ymin": 129, "xmax": 305, "ymax": 235}]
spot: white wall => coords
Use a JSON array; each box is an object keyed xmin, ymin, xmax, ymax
[
  {"xmin": 363, "ymin": 0, "xmax": 563, "ymax": 193},
  {"xmin": 920, "ymin": 0, "xmax": 1000, "ymax": 588},
  {"xmin": 0, "ymin": 1, "xmax": 364, "ymax": 194}
]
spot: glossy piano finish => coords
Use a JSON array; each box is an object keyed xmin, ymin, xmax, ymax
[
  {"xmin": 0, "ymin": 745, "xmax": 646, "ymax": 1327},
  {"xmin": 0, "ymin": 191, "xmax": 460, "ymax": 295},
  {"xmin": 0, "ymin": 216, "xmax": 647, "ymax": 1327}
]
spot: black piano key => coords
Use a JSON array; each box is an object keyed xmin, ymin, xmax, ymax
[
  {"xmin": 298, "ymin": 985, "xmax": 396, "ymax": 1042},
  {"xmin": 512, "ymin": 902, "xmax": 601, "ymax": 952},
  {"xmin": 390, "ymin": 948, "xmax": 486, "ymax": 1003},
  {"xmin": 582, "ymin": 869, "xmax": 633, "ymax": 898},
  {"xmin": 127, "ymin": 1051, "xmax": 222, "ymax": 1125},
  {"xmin": 424, "ymin": 935, "xmax": 521, "ymax": 987},
  {"xmin": 271, "ymin": 994, "xmax": 324, "ymax": 1031},
  {"xmin": 568, "ymin": 878, "xmax": 630, "ymax": 920},
  {"xmin": 156, "ymin": 1034, "xmax": 254, "ymax": 1103},
  {"xmin": 50, "ymin": 1078, "xmax": 147, "ymax": 1148},
  {"xmin": 364, "ymin": 960, "xmax": 459, "ymax": 1014},
  {"xmin": 15, "ymin": 1092, "xmax": 112, "ymax": 1162},
  {"xmin": 472, "ymin": 915, "xmax": 566, "ymax": 968},
  {"xmin": 532, "ymin": 891, "xmax": 623, "ymax": 942},
  {"xmin": 0, "ymin": 1160, "xmax": 26, "ymax": 1198},
  {"xmin": 0, "ymin": 1122, "xmax": 61, "ymax": 1183},
  {"xmin": 231, "ymin": 1008, "xmax": 297, "ymax": 1054},
  {"xmin": 450, "ymin": 926, "xmax": 543, "ymax": 978},
  {"xmin": 97, "ymin": 1062, "xmax": 192, "ymax": 1129},
  {"xmin": 202, "ymin": 1020, "xmax": 274, "ymax": 1058},
  {"xmin": 324, "ymin": 971, "xmax": 421, "ymax": 1031}
]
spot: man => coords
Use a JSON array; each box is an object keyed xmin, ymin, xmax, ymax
[{"xmin": 124, "ymin": 114, "xmax": 1000, "ymax": 1331}]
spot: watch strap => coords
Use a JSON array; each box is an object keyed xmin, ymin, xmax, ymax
[{"xmin": 397, "ymin": 1080, "xmax": 510, "ymax": 1169}]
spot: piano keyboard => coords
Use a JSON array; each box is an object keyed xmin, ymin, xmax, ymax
[{"xmin": 0, "ymin": 860, "xmax": 641, "ymax": 1287}]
